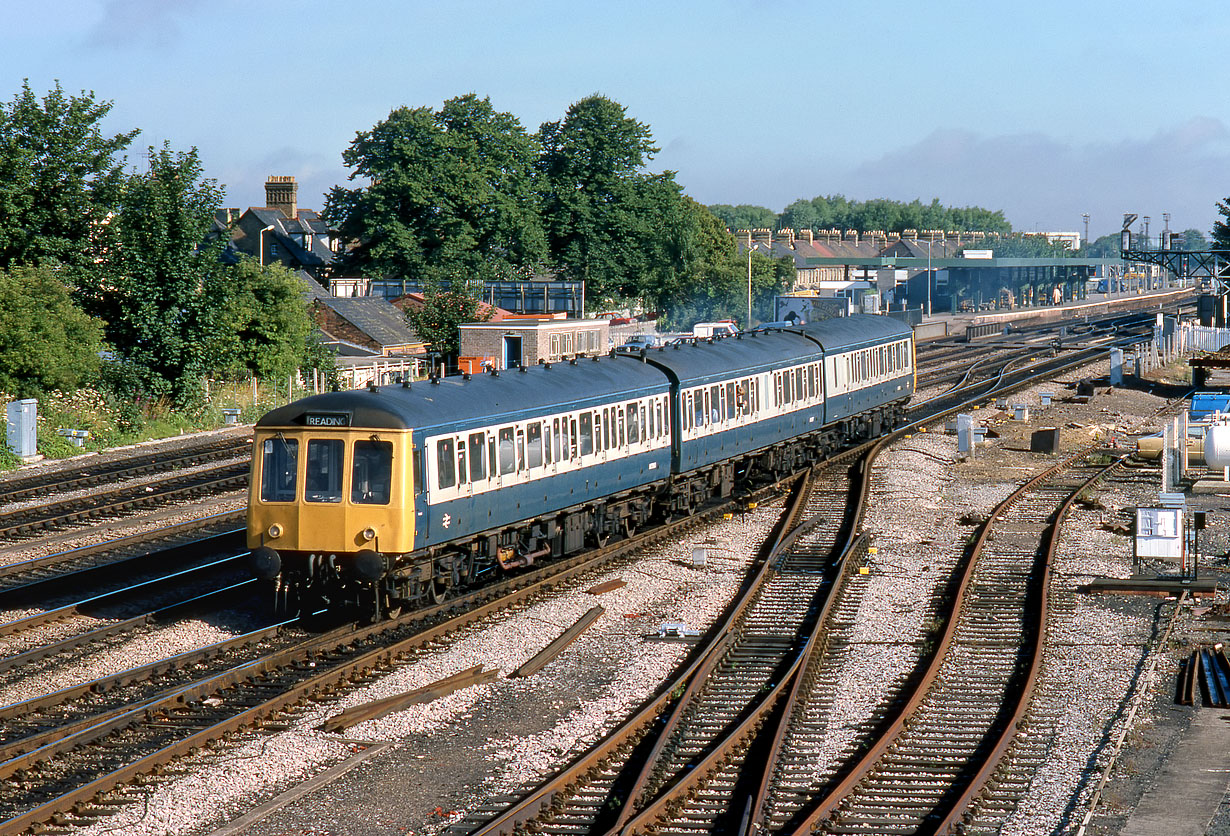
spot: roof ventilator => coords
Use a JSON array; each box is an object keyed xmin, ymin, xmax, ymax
[{"xmin": 367, "ymin": 381, "xmax": 378, "ymax": 393}]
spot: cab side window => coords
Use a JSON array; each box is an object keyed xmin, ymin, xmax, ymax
[
  {"xmin": 261, "ymin": 437, "xmax": 298, "ymax": 503},
  {"xmin": 353, "ymin": 440, "xmax": 392, "ymax": 505}
]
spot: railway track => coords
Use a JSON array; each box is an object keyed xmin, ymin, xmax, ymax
[
  {"xmin": 453, "ymin": 450, "xmax": 869, "ymax": 836},
  {"xmin": 0, "ymin": 461, "xmax": 248, "ymax": 541},
  {"xmin": 0, "ymin": 434, "xmax": 250, "ymax": 507},
  {"xmin": 0, "ymin": 515, "xmax": 244, "ymax": 606},
  {"xmin": 749, "ymin": 451, "xmax": 1125, "ymax": 836},
  {"xmin": 0, "ymin": 308, "xmax": 1173, "ymax": 833},
  {"xmin": 0, "ymin": 478, "xmax": 788, "ymax": 835}
]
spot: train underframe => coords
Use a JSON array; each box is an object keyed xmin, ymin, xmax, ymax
[{"xmin": 265, "ymin": 400, "xmax": 907, "ymax": 620}]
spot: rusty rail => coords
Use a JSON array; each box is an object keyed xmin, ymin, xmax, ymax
[
  {"xmin": 933, "ymin": 454, "xmax": 1125, "ymax": 833},
  {"xmin": 775, "ymin": 449, "xmax": 1105, "ymax": 835}
]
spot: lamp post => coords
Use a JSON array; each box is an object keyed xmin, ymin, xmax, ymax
[
  {"xmin": 923, "ymin": 238, "xmax": 936, "ymax": 317},
  {"xmin": 259, "ymin": 224, "xmax": 275, "ymax": 266},
  {"xmin": 1082, "ymin": 213, "xmax": 1090, "ymax": 250},
  {"xmin": 746, "ymin": 230, "xmax": 753, "ymax": 329}
]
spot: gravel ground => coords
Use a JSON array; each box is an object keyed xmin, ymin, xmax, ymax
[
  {"xmin": 64, "ymin": 502, "xmax": 783, "ymax": 836},
  {"xmin": 22, "ymin": 371, "xmax": 1230, "ymax": 836}
]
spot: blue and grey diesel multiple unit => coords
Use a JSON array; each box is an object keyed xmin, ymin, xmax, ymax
[{"xmin": 246, "ymin": 314, "xmax": 915, "ymax": 617}]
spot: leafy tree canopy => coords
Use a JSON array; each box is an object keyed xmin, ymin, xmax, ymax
[
  {"xmin": 709, "ymin": 195, "xmax": 1012, "ymax": 235},
  {"xmin": 537, "ymin": 94, "xmax": 686, "ymax": 302},
  {"xmin": 325, "ymin": 94, "xmax": 547, "ymax": 285},
  {"xmin": 0, "ymin": 265, "xmax": 104, "ymax": 398},
  {"xmin": 707, "ymin": 204, "xmax": 778, "ymax": 232},
  {"xmin": 1179, "ymin": 228, "xmax": 1209, "ymax": 250},
  {"xmin": 650, "ymin": 201, "xmax": 794, "ymax": 331},
  {"xmin": 211, "ymin": 260, "xmax": 327, "ymax": 382},
  {"xmin": 404, "ymin": 279, "xmax": 492, "ymax": 361},
  {"xmin": 1213, "ymin": 197, "xmax": 1230, "ymax": 251},
  {"xmin": 960, "ymin": 234, "xmax": 1073, "ymax": 258},
  {"xmin": 0, "ymin": 80, "xmax": 138, "ymax": 273},
  {"xmin": 88, "ymin": 143, "xmax": 229, "ymax": 401}
]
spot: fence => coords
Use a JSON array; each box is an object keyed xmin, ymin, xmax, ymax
[{"xmin": 1132, "ymin": 323, "xmax": 1230, "ymax": 376}]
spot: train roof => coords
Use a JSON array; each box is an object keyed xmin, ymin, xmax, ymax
[
  {"xmin": 641, "ymin": 329, "xmax": 821, "ymax": 387},
  {"xmin": 641, "ymin": 315, "xmax": 912, "ymax": 387},
  {"xmin": 793, "ymin": 313, "xmax": 913, "ymax": 349},
  {"xmin": 255, "ymin": 355, "xmax": 670, "ymax": 433}
]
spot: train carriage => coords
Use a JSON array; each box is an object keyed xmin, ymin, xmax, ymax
[
  {"xmin": 246, "ymin": 314, "xmax": 915, "ymax": 619},
  {"xmin": 249, "ymin": 356, "xmax": 671, "ymax": 615}
]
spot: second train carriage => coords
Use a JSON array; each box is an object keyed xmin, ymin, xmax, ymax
[{"xmin": 246, "ymin": 315, "xmax": 915, "ymax": 617}]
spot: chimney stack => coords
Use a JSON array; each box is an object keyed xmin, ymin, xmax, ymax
[{"xmin": 265, "ymin": 175, "xmax": 298, "ymax": 219}]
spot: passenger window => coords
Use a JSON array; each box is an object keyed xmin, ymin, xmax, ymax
[
  {"xmin": 552, "ymin": 418, "xmax": 561, "ymax": 463},
  {"xmin": 579, "ymin": 413, "xmax": 593, "ymax": 456},
  {"xmin": 648, "ymin": 402, "xmax": 656, "ymax": 438},
  {"xmin": 469, "ymin": 432, "xmax": 486, "ymax": 481},
  {"xmin": 618, "ymin": 409, "xmax": 626, "ymax": 447},
  {"xmin": 498, "ymin": 427, "xmax": 516, "ymax": 475},
  {"xmin": 795, "ymin": 368, "xmax": 804, "ymax": 401},
  {"xmin": 527, "ymin": 424, "xmax": 542, "ymax": 468},
  {"xmin": 661, "ymin": 400, "xmax": 670, "ymax": 434},
  {"xmin": 305, "ymin": 439, "xmax": 344, "ymax": 503},
  {"xmin": 516, "ymin": 429, "xmax": 525, "ymax": 471},
  {"xmin": 693, "ymin": 391, "xmax": 705, "ymax": 428},
  {"xmin": 352, "ymin": 440, "xmax": 392, "ymax": 505},
  {"xmin": 639, "ymin": 404, "xmax": 647, "ymax": 442},
  {"xmin": 602, "ymin": 409, "xmax": 610, "ymax": 450},
  {"xmin": 627, "ymin": 404, "xmax": 638, "ymax": 444},
  {"xmin": 726, "ymin": 383, "xmax": 736, "ymax": 419},
  {"xmin": 261, "ymin": 437, "xmax": 298, "ymax": 503},
  {"xmin": 567, "ymin": 417, "xmax": 576, "ymax": 459},
  {"xmin": 436, "ymin": 438, "xmax": 456, "ymax": 490},
  {"xmin": 457, "ymin": 440, "xmax": 467, "ymax": 485}
]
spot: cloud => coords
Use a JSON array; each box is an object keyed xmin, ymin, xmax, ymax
[
  {"xmin": 85, "ymin": 0, "xmax": 209, "ymax": 48},
  {"xmin": 831, "ymin": 118, "xmax": 1230, "ymax": 235}
]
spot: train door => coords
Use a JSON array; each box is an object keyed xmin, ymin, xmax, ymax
[{"xmin": 301, "ymin": 435, "xmax": 350, "ymax": 552}]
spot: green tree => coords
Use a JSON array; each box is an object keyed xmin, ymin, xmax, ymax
[
  {"xmin": 92, "ymin": 144, "xmax": 228, "ymax": 401},
  {"xmin": 1085, "ymin": 232, "xmax": 1122, "ymax": 258},
  {"xmin": 1181, "ymin": 228, "xmax": 1208, "ymax": 250},
  {"xmin": 404, "ymin": 280, "xmax": 492, "ymax": 362},
  {"xmin": 0, "ymin": 80, "xmax": 138, "ymax": 273},
  {"xmin": 538, "ymin": 94, "xmax": 683, "ymax": 302},
  {"xmin": 708, "ymin": 203, "xmax": 778, "ymax": 231},
  {"xmin": 211, "ymin": 260, "xmax": 329, "ymax": 382},
  {"xmin": 0, "ymin": 265, "xmax": 104, "ymax": 397},
  {"xmin": 651, "ymin": 201, "xmax": 794, "ymax": 331},
  {"xmin": 1212, "ymin": 198, "xmax": 1230, "ymax": 250},
  {"xmin": 961, "ymin": 234, "xmax": 1071, "ymax": 258},
  {"xmin": 325, "ymin": 94, "xmax": 546, "ymax": 285}
]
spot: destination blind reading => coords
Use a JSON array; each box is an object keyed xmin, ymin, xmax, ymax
[{"xmin": 305, "ymin": 413, "xmax": 350, "ymax": 427}]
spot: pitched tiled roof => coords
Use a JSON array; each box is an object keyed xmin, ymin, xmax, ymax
[{"xmin": 325, "ymin": 297, "xmax": 421, "ymax": 348}]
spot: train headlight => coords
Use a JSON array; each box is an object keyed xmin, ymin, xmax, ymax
[
  {"xmin": 361, "ymin": 526, "xmax": 377, "ymax": 542},
  {"xmin": 267, "ymin": 523, "xmax": 284, "ymax": 539}
]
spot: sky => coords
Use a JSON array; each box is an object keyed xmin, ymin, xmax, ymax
[{"xmin": 4, "ymin": 0, "xmax": 1229, "ymax": 241}]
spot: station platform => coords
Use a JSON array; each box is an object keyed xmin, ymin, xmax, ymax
[{"xmin": 912, "ymin": 287, "xmax": 1193, "ymax": 341}]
